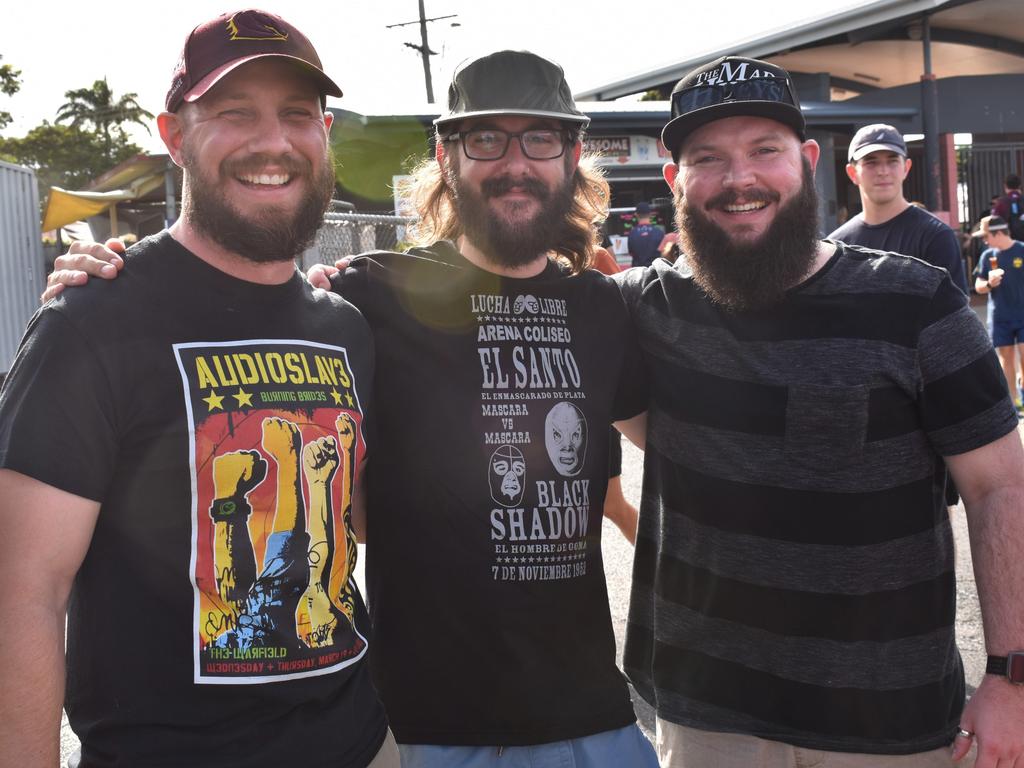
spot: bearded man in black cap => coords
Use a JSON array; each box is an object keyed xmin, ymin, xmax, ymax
[
  {"xmin": 40, "ymin": 49, "xmax": 657, "ymax": 768},
  {"xmin": 617, "ymin": 55, "xmax": 1024, "ymax": 768}
]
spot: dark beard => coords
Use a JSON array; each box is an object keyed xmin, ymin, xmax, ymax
[
  {"xmin": 449, "ymin": 164, "xmax": 575, "ymax": 269},
  {"xmin": 182, "ymin": 148, "xmax": 336, "ymax": 264},
  {"xmin": 677, "ymin": 159, "xmax": 820, "ymax": 311}
]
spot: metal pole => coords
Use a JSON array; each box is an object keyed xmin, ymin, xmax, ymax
[
  {"xmin": 164, "ymin": 160, "xmax": 177, "ymax": 227},
  {"xmin": 419, "ymin": 0, "xmax": 434, "ymax": 103},
  {"xmin": 921, "ymin": 15, "xmax": 941, "ymax": 211}
]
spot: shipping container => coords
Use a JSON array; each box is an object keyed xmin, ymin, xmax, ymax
[{"xmin": 0, "ymin": 160, "xmax": 44, "ymax": 378}]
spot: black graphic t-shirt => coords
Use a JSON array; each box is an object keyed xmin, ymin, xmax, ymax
[
  {"xmin": 332, "ymin": 241, "xmax": 646, "ymax": 746},
  {"xmin": 0, "ymin": 232, "xmax": 386, "ymax": 768}
]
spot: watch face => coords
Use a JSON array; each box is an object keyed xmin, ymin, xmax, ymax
[{"xmin": 1009, "ymin": 652, "xmax": 1024, "ymax": 684}]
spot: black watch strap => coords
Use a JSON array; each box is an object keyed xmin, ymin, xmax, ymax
[{"xmin": 987, "ymin": 652, "xmax": 1024, "ymax": 684}]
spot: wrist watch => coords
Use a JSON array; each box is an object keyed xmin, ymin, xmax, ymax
[{"xmin": 986, "ymin": 652, "xmax": 1024, "ymax": 684}]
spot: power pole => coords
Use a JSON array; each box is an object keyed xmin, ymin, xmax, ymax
[{"xmin": 385, "ymin": 2, "xmax": 459, "ymax": 103}]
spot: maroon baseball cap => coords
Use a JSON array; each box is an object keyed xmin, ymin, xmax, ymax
[{"xmin": 165, "ymin": 9, "xmax": 342, "ymax": 112}]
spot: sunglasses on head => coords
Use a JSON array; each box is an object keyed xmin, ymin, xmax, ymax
[{"xmin": 672, "ymin": 76, "xmax": 795, "ymax": 116}]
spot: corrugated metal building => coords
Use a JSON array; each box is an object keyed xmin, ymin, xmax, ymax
[{"xmin": 0, "ymin": 160, "xmax": 44, "ymax": 377}]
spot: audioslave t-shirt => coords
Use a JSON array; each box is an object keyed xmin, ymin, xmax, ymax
[
  {"xmin": 0, "ymin": 232, "xmax": 387, "ymax": 768},
  {"xmin": 332, "ymin": 241, "xmax": 646, "ymax": 746}
]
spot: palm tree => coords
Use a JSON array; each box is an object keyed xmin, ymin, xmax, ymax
[{"xmin": 56, "ymin": 78, "xmax": 154, "ymax": 160}]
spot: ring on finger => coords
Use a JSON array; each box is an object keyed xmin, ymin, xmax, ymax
[{"xmin": 957, "ymin": 727, "xmax": 974, "ymax": 739}]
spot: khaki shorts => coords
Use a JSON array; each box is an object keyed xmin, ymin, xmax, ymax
[
  {"xmin": 655, "ymin": 719, "xmax": 976, "ymax": 768},
  {"xmin": 367, "ymin": 728, "xmax": 401, "ymax": 768}
]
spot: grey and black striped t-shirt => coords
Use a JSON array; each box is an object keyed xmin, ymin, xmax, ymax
[{"xmin": 617, "ymin": 242, "xmax": 1018, "ymax": 754}]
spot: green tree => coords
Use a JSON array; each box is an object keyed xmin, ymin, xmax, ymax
[
  {"xmin": 0, "ymin": 121, "xmax": 141, "ymax": 192},
  {"xmin": 0, "ymin": 54, "xmax": 22, "ymax": 131},
  {"xmin": 55, "ymin": 78, "xmax": 153, "ymax": 160}
]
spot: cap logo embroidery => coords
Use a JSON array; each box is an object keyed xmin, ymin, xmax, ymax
[
  {"xmin": 226, "ymin": 11, "xmax": 288, "ymax": 42},
  {"xmin": 695, "ymin": 61, "xmax": 772, "ymax": 87}
]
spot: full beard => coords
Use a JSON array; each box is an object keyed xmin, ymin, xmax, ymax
[
  {"xmin": 182, "ymin": 148, "xmax": 336, "ymax": 264},
  {"xmin": 448, "ymin": 163, "xmax": 576, "ymax": 269},
  {"xmin": 676, "ymin": 159, "xmax": 820, "ymax": 311}
]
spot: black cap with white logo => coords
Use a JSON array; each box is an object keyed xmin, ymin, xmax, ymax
[
  {"xmin": 662, "ymin": 56, "xmax": 805, "ymax": 161},
  {"xmin": 848, "ymin": 124, "xmax": 907, "ymax": 163}
]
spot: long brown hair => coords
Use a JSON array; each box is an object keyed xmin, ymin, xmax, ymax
[{"xmin": 401, "ymin": 134, "xmax": 609, "ymax": 274}]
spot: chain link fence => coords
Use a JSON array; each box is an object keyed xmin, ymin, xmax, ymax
[{"xmin": 300, "ymin": 212, "xmax": 417, "ymax": 271}]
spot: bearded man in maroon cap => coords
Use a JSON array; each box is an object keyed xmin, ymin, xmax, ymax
[{"xmin": 0, "ymin": 10, "xmax": 399, "ymax": 768}]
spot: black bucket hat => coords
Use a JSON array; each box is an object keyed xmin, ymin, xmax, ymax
[
  {"xmin": 434, "ymin": 50, "xmax": 589, "ymax": 132},
  {"xmin": 662, "ymin": 56, "xmax": 804, "ymax": 161}
]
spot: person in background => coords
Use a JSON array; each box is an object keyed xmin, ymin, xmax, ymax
[
  {"xmin": 973, "ymin": 214, "xmax": 1024, "ymax": 415},
  {"xmin": 992, "ymin": 174, "xmax": 1024, "ymax": 237},
  {"xmin": 628, "ymin": 201, "xmax": 666, "ymax": 268},
  {"xmin": 830, "ymin": 123, "xmax": 968, "ymax": 294}
]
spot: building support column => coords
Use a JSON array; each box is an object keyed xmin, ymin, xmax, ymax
[
  {"xmin": 921, "ymin": 14, "xmax": 941, "ymax": 212},
  {"xmin": 940, "ymin": 132, "xmax": 960, "ymax": 228},
  {"xmin": 808, "ymin": 129, "xmax": 838, "ymax": 235}
]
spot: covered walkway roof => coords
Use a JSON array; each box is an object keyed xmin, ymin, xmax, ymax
[{"xmin": 575, "ymin": 0, "xmax": 1024, "ymax": 101}]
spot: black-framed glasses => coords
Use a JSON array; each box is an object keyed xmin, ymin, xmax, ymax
[
  {"xmin": 444, "ymin": 129, "xmax": 573, "ymax": 161},
  {"xmin": 672, "ymin": 76, "xmax": 795, "ymax": 116}
]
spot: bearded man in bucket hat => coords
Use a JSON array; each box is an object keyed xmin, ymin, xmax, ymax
[
  {"xmin": 40, "ymin": 49, "xmax": 658, "ymax": 768},
  {"xmin": 614, "ymin": 54, "xmax": 1024, "ymax": 768},
  {"xmin": 0, "ymin": 9, "xmax": 401, "ymax": 768}
]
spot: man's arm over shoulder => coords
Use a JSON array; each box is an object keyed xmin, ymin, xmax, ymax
[
  {"xmin": 0, "ymin": 470, "xmax": 99, "ymax": 768},
  {"xmin": 40, "ymin": 239, "xmax": 126, "ymax": 303}
]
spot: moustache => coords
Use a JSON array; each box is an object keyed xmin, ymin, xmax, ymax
[
  {"xmin": 223, "ymin": 154, "xmax": 310, "ymax": 178},
  {"xmin": 704, "ymin": 187, "xmax": 780, "ymax": 211},
  {"xmin": 480, "ymin": 175, "xmax": 549, "ymax": 201}
]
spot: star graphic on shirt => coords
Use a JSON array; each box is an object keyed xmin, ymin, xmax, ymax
[
  {"xmin": 233, "ymin": 388, "xmax": 253, "ymax": 408},
  {"xmin": 203, "ymin": 390, "xmax": 225, "ymax": 411},
  {"xmin": 345, "ymin": 391, "xmax": 354, "ymax": 407},
  {"xmin": 330, "ymin": 389, "xmax": 343, "ymax": 405}
]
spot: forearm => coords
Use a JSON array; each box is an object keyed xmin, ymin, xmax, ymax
[
  {"xmin": 0, "ymin": 472, "xmax": 97, "ymax": 768},
  {"xmin": 0, "ymin": 595, "xmax": 66, "ymax": 768},
  {"xmin": 613, "ymin": 413, "xmax": 647, "ymax": 450},
  {"xmin": 603, "ymin": 476, "xmax": 638, "ymax": 546},
  {"xmin": 967, "ymin": 483, "xmax": 1024, "ymax": 654},
  {"xmin": 975, "ymin": 278, "xmax": 991, "ymax": 294}
]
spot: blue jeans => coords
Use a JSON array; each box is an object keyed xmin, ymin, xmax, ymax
[{"xmin": 398, "ymin": 723, "xmax": 658, "ymax": 768}]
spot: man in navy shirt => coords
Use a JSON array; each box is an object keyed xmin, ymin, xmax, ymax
[
  {"xmin": 830, "ymin": 123, "xmax": 967, "ymax": 294},
  {"xmin": 974, "ymin": 214, "xmax": 1024, "ymax": 412},
  {"xmin": 627, "ymin": 202, "xmax": 666, "ymax": 268}
]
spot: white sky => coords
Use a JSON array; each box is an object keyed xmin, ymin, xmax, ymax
[{"xmin": 4, "ymin": 0, "xmax": 865, "ymax": 152}]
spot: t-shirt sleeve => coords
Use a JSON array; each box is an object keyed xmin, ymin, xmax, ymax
[
  {"xmin": 929, "ymin": 227, "xmax": 968, "ymax": 294},
  {"xmin": 610, "ymin": 269, "xmax": 650, "ymax": 420},
  {"xmin": 975, "ymin": 249, "xmax": 993, "ymax": 279},
  {"xmin": 994, "ymin": 197, "xmax": 1011, "ymax": 221},
  {"xmin": 330, "ymin": 259, "xmax": 371, "ymax": 311},
  {"xmin": 915, "ymin": 276, "xmax": 1018, "ymax": 456},
  {"xmin": 0, "ymin": 307, "xmax": 119, "ymax": 500}
]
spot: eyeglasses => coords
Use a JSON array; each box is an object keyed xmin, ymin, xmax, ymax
[
  {"xmin": 672, "ymin": 76, "xmax": 795, "ymax": 116},
  {"xmin": 444, "ymin": 129, "xmax": 573, "ymax": 161}
]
